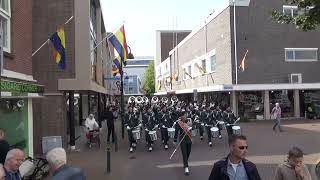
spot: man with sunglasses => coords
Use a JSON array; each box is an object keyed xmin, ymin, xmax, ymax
[{"xmin": 208, "ymin": 134, "xmax": 261, "ymax": 180}]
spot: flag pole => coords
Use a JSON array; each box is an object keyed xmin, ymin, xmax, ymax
[
  {"xmin": 32, "ymin": 16, "xmax": 74, "ymax": 57},
  {"xmin": 91, "ymin": 23, "xmax": 125, "ymax": 53}
]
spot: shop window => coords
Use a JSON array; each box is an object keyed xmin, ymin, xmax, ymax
[
  {"xmin": 283, "ymin": 5, "xmax": 298, "ymax": 17},
  {"xmin": 270, "ymin": 90, "xmax": 294, "ymax": 118},
  {"xmin": 0, "ymin": 0, "xmax": 10, "ymax": 52},
  {"xmin": 238, "ymin": 92, "xmax": 264, "ymax": 119},
  {"xmin": 0, "ymin": 99, "xmax": 29, "ymax": 154}
]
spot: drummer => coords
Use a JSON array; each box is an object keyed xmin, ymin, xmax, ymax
[
  {"xmin": 223, "ymin": 106, "xmax": 237, "ymax": 137},
  {"xmin": 204, "ymin": 106, "xmax": 215, "ymax": 146},
  {"xmin": 125, "ymin": 106, "xmax": 140, "ymax": 153},
  {"xmin": 159, "ymin": 106, "xmax": 171, "ymax": 150},
  {"xmin": 143, "ymin": 107, "xmax": 157, "ymax": 152},
  {"xmin": 213, "ymin": 105, "xmax": 223, "ymax": 139},
  {"xmin": 174, "ymin": 110, "xmax": 193, "ymax": 176}
]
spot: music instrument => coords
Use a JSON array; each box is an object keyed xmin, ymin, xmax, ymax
[
  {"xmin": 161, "ymin": 97, "xmax": 169, "ymax": 104},
  {"xmin": 210, "ymin": 127, "xmax": 219, "ymax": 138},
  {"xmin": 148, "ymin": 131, "xmax": 157, "ymax": 141},
  {"xmin": 132, "ymin": 129, "xmax": 141, "ymax": 140},
  {"xmin": 143, "ymin": 96, "xmax": 149, "ymax": 104},
  {"xmin": 171, "ymin": 96, "xmax": 178, "ymax": 104},
  {"xmin": 167, "ymin": 128, "xmax": 175, "ymax": 138},
  {"xmin": 151, "ymin": 96, "xmax": 159, "ymax": 104},
  {"xmin": 135, "ymin": 96, "xmax": 144, "ymax": 104},
  {"xmin": 191, "ymin": 129, "xmax": 198, "ymax": 137},
  {"xmin": 232, "ymin": 126, "xmax": 241, "ymax": 135},
  {"xmin": 218, "ymin": 121, "xmax": 226, "ymax": 130},
  {"xmin": 128, "ymin": 96, "xmax": 136, "ymax": 104}
]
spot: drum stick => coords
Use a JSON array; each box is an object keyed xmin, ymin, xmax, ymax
[{"xmin": 169, "ymin": 133, "xmax": 187, "ymax": 160}]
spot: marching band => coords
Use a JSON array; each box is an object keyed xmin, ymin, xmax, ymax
[{"xmin": 124, "ymin": 95, "xmax": 241, "ymax": 175}]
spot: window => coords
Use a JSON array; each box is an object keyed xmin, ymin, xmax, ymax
[
  {"xmin": 283, "ymin": 5, "xmax": 298, "ymax": 17},
  {"xmin": 183, "ymin": 68, "xmax": 186, "ymax": 80},
  {"xmin": 210, "ymin": 55, "xmax": 216, "ymax": 72},
  {"xmin": 201, "ymin": 59, "xmax": 206, "ymax": 72},
  {"xmin": 0, "ymin": 0, "xmax": 10, "ymax": 52},
  {"xmin": 188, "ymin": 65, "xmax": 191, "ymax": 77},
  {"xmin": 285, "ymin": 48, "xmax": 318, "ymax": 61},
  {"xmin": 90, "ymin": 0, "xmax": 97, "ymax": 38}
]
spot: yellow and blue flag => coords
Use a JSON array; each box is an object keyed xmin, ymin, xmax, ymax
[
  {"xmin": 109, "ymin": 25, "xmax": 128, "ymax": 66},
  {"xmin": 50, "ymin": 26, "xmax": 66, "ymax": 69}
]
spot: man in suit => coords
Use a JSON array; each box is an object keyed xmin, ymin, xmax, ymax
[
  {"xmin": 46, "ymin": 148, "xmax": 86, "ymax": 180},
  {"xmin": 4, "ymin": 149, "xmax": 24, "ymax": 180}
]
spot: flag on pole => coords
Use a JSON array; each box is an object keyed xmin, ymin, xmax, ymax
[
  {"xmin": 195, "ymin": 63, "xmax": 206, "ymax": 74},
  {"xmin": 172, "ymin": 72, "xmax": 178, "ymax": 81},
  {"xmin": 50, "ymin": 26, "xmax": 66, "ymax": 69},
  {"xmin": 239, "ymin": 49, "xmax": 249, "ymax": 72},
  {"xmin": 112, "ymin": 56, "xmax": 121, "ymax": 76},
  {"xmin": 109, "ymin": 25, "xmax": 128, "ymax": 66}
]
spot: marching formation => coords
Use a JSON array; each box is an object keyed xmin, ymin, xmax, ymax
[{"xmin": 124, "ymin": 96, "xmax": 241, "ymax": 175}]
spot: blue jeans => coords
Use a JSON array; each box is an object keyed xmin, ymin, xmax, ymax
[{"xmin": 273, "ymin": 118, "xmax": 283, "ymax": 132}]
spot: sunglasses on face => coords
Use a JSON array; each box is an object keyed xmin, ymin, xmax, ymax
[{"xmin": 238, "ymin": 146, "xmax": 248, "ymax": 150}]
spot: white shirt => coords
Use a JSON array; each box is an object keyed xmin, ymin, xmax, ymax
[{"xmin": 85, "ymin": 118, "xmax": 99, "ymax": 131}]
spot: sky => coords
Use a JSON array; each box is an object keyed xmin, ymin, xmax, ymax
[{"xmin": 101, "ymin": 0, "xmax": 226, "ymax": 57}]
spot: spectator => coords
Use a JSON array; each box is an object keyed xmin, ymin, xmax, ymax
[
  {"xmin": 0, "ymin": 164, "xmax": 5, "ymax": 180},
  {"xmin": 0, "ymin": 129, "xmax": 10, "ymax": 164},
  {"xmin": 46, "ymin": 148, "xmax": 86, "ymax": 180},
  {"xmin": 271, "ymin": 103, "xmax": 283, "ymax": 132},
  {"xmin": 208, "ymin": 134, "xmax": 261, "ymax": 180},
  {"xmin": 4, "ymin": 149, "xmax": 24, "ymax": 180},
  {"xmin": 84, "ymin": 114, "xmax": 99, "ymax": 131},
  {"xmin": 102, "ymin": 106, "xmax": 116, "ymax": 143},
  {"xmin": 274, "ymin": 147, "xmax": 311, "ymax": 180}
]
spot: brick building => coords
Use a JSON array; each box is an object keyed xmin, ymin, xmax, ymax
[{"xmin": 0, "ymin": 0, "xmax": 43, "ymax": 157}]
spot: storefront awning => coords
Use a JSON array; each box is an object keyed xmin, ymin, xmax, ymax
[
  {"xmin": 0, "ymin": 79, "xmax": 44, "ymax": 98},
  {"xmin": 154, "ymin": 83, "xmax": 320, "ymax": 95}
]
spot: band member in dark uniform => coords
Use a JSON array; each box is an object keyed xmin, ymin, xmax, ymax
[
  {"xmin": 159, "ymin": 106, "xmax": 171, "ymax": 150},
  {"xmin": 223, "ymin": 106, "xmax": 237, "ymax": 136},
  {"xmin": 174, "ymin": 111, "xmax": 193, "ymax": 176},
  {"xmin": 143, "ymin": 107, "xmax": 158, "ymax": 152},
  {"xmin": 213, "ymin": 105, "xmax": 223, "ymax": 139},
  {"xmin": 204, "ymin": 106, "xmax": 215, "ymax": 146},
  {"xmin": 125, "ymin": 106, "xmax": 140, "ymax": 153}
]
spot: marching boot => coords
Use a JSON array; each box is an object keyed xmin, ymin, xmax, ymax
[
  {"xmin": 132, "ymin": 142, "xmax": 137, "ymax": 148},
  {"xmin": 164, "ymin": 144, "xmax": 168, "ymax": 150},
  {"xmin": 200, "ymin": 136, "xmax": 203, "ymax": 140},
  {"xmin": 209, "ymin": 142, "xmax": 212, "ymax": 147},
  {"xmin": 184, "ymin": 167, "xmax": 190, "ymax": 176},
  {"xmin": 129, "ymin": 147, "xmax": 133, "ymax": 153},
  {"xmin": 219, "ymin": 135, "xmax": 222, "ymax": 139},
  {"xmin": 148, "ymin": 147, "xmax": 153, "ymax": 152}
]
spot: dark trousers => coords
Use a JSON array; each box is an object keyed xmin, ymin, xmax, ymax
[
  {"xmin": 226, "ymin": 125, "xmax": 233, "ymax": 136},
  {"xmin": 107, "ymin": 125, "xmax": 115, "ymax": 143},
  {"xmin": 161, "ymin": 128, "xmax": 169, "ymax": 145},
  {"xmin": 217, "ymin": 124, "xmax": 222, "ymax": 136},
  {"xmin": 181, "ymin": 141, "xmax": 192, "ymax": 168},
  {"xmin": 127, "ymin": 130, "xmax": 135, "ymax": 147},
  {"xmin": 145, "ymin": 130, "xmax": 152, "ymax": 147},
  {"xmin": 206, "ymin": 126, "xmax": 212, "ymax": 143},
  {"xmin": 199, "ymin": 125, "xmax": 204, "ymax": 137}
]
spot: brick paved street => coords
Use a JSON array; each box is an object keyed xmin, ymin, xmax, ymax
[{"xmin": 66, "ymin": 120, "xmax": 320, "ymax": 180}]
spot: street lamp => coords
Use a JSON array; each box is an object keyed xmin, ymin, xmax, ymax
[{"xmin": 120, "ymin": 45, "xmax": 134, "ymax": 139}]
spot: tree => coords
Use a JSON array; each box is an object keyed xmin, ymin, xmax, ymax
[
  {"xmin": 142, "ymin": 61, "xmax": 155, "ymax": 95},
  {"xmin": 271, "ymin": 0, "xmax": 320, "ymax": 31}
]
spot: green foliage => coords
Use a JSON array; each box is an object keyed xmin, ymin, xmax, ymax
[
  {"xmin": 142, "ymin": 61, "xmax": 155, "ymax": 95},
  {"xmin": 271, "ymin": 0, "xmax": 320, "ymax": 31}
]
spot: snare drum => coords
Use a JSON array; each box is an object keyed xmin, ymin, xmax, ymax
[
  {"xmin": 232, "ymin": 126, "xmax": 241, "ymax": 135},
  {"xmin": 148, "ymin": 131, "xmax": 157, "ymax": 141},
  {"xmin": 132, "ymin": 129, "xmax": 141, "ymax": 140},
  {"xmin": 191, "ymin": 129, "xmax": 198, "ymax": 137},
  {"xmin": 167, "ymin": 128, "xmax": 175, "ymax": 138},
  {"xmin": 210, "ymin": 127, "xmax": 219, "ymax": 138},
  {"xmin": 218, "ymin": 121, "xmax": 226, "ymax": 130}
]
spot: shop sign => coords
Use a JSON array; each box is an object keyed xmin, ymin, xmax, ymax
[
  {"xmin": 223, "ymin": 84, "xmax": 233, "ymax": 90},
  {"xmin": 1, "ymin": 80, "xmax": 44, "ymax": 93}
]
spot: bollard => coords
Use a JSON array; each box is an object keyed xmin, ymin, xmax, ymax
[
  {"xmin": 114, "ymin": 132, "xmax": 118, "ymax": 152},
  {"xmin": 107, "ymin": 147, "xmax": 111, "ymax": 173}
]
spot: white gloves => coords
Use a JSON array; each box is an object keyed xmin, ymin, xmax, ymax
[{"xmin": 126, "ymin": 126, "xmax": 130, "ymax": 130}]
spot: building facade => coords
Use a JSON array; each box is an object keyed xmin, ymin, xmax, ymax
[
  {"xmin": 155, "ymin": 0, "xmax": 320, "ymax": 120},
  {"xmin": 0, "ymin": 0, "xmax": 43, "ymax": 157},
  {"xmin": 32, "ymin": 0, "xmax": 111, "ymax": 153}
]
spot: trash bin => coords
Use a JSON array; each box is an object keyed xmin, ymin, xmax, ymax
[{"xmin": 42, "ymin": 136, "xmax": 62, "ymax": 155}]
